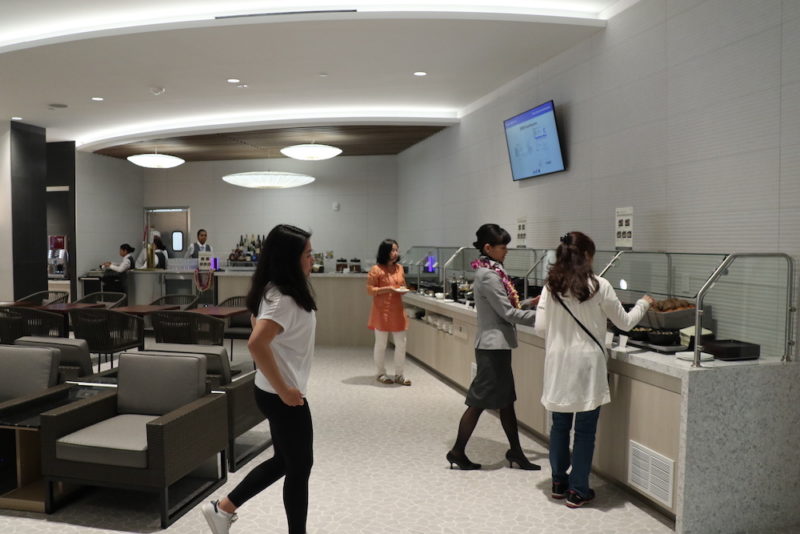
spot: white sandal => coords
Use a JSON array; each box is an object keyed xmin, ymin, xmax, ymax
[{"xmin": 394, "ymin": 375, "xmax": 412, "ymax": 386}]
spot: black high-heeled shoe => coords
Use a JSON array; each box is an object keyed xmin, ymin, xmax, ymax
[
  {"xmin": 505, "ymin": 449, "xmax": 541, "ymax": 471},
  {"xmin": 446, "ymin": 450, "xmax": 481, "ymax": 470}
]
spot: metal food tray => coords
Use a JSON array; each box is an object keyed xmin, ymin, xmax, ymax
[
  {"xmin": 627, "ymin": 339, "xmax": 688, "ymax": 354},
  {"xmin": 639, "ymin": 307, "xmax": 696, "ymax": 329}
]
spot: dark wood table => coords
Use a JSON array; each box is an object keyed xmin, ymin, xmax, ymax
[
  {"xmin": 189, "ymin": 306, "xmax": 249, "ymax": 319},
  {"xmin": 42, "ymin": 303, "xmax": 105, "ymax": 312},
  {"xmin": 114, "ymin": 304, "xmax": 180, "ymax": 315}
]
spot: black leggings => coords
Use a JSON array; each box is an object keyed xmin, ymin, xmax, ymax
[{"xmin": 228, "ymin": 388, "xmax": 313, "ymax": 534}]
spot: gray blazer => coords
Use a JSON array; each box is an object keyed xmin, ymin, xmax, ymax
[{"xmin": 473, "ymin": 267, "xmax": 535, "ymax": 350}]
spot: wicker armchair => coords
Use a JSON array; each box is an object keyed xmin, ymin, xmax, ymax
[
  {"xmin": 16, "ymin": 290, "xmax": 69, "ymax": 306},
  {"xmin": 150, "ymin": 294, "xmax": 200, "ymax": 310},
  {"xmin": 69, "ymin": 309, "xmax": 144, "ymax": 372},
  {"xmin": 0, "ymin": 306, "xmax": 66, "ymax": 344},
  {"xmin": 73, "ymin": 291, "xmax": 127, "ymax": 309},
  {"xmin": 40, "ymin": 352, "xmax": 227, "ymax": 527},
  {"xmin": 218, "ymin": 296, "xmax": 252, "ymax": 359},
  {"xmin": 151, "ymin": 311, "xmax": 225, "ymax": 346}
]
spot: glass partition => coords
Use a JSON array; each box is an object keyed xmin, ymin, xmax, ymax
[
  {"xmin": 403, "ymin": 246, "xmax": 461, "ymax": 292},
  {"xmin": 698, "ymin": 254, "xmax": 794, "ymax": 362},
  {"xmin": 601, "ymin": 251, "xmax": 727, "ymax": 299}
]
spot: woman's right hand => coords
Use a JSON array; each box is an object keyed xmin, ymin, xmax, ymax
[
  {"xmin": 279, "ymin": 387, "xmax": 305, "ymax": 406},
  {"xmin": 643, "ymin": 295, "xmax": 655, "ymax": 305}
]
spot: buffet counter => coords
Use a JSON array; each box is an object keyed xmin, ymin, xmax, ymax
[{"xmin": 402, "ymin": 292, "xmax": 800, "ymax": 534}]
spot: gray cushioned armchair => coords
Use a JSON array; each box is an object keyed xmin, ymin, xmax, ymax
[
  {"xmin": 0, "ymin": 345, "xmax": 65, "ymax": 406},
  {"xmin": 15, "ymin": 336, "xmax": 93, "ymax": 381},
  {"xmin": 40, "ymin": 352, "xmax": 228, "ymax": 528},
  {"xmin": 144, "ymin": 343, "xmax": 269, "ymax": 472}
]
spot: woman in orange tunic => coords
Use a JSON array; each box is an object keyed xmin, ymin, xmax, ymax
[{"xmin": 367, "ymin": 239, "xmax": 411, "ymax": 386}]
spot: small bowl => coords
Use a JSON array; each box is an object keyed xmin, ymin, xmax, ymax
[{"xmin": 434, "ymin": 292, "xmax": 445, "ymax": 300}]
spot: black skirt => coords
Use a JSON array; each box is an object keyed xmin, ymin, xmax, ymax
[{"xmin": 465, "ymin": 349, "xmax": 516, "ymax": 409}]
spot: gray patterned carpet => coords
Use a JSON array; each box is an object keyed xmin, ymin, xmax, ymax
[{"xmin": 0, "ymin": 343, "xmax": 676, "ymax": 533}]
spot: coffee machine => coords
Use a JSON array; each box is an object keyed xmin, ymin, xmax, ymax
[{"xmin": 47, "ymin": 235, "xmax": 68, "ymax": 279}]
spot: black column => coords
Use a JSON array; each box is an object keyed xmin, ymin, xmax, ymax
[
  {"xmin": 10, "ymin": 121, "xmax": 47, "ymax": 300},
  {"xmin": 47, "ymin": 141, "xmax": 77, "ymax": 299}
]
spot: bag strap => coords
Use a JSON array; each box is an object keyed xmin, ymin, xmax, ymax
[{"xmin": 551, "ymin": 291, "xmax": 606, "ymax": 355}]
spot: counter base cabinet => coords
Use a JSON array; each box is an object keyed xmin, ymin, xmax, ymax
[
  {"xmin": 406, "ymin": 319, "xmax": 472, "ymax": 389},
  {"xmin": 594, "ymin": 368, "xmax": 681, "ymax": 515},
  {"xmin": 511, "ymin": 342, "xmax": 548, "ymax": 436},
  {"xmin": 311, "ymin": 276, "xmax": 372, "ymax": 346}
]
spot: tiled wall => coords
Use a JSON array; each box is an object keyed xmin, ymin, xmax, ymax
[
  {"xmin": 75, "ymin": 152, "xmax": 145, "ymax": 277},
  {"xmin": 398, "ymin": 0, "xmax": 800, "ymax": 349},
  {"xmin": 141, "ymin": 155, "xmax": 398, "ymax": 266}
]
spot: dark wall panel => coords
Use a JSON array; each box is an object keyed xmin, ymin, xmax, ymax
[
  {"xmin": 10, "ymin": 122, "xmax": 47, "ymax": 300},
  {"xmin": 47, "ymin": 141, "xmax": 77, "ymax": 297}
]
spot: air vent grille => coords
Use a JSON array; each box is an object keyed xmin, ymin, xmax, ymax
[{"xmin": 628, "ymin": 440, "xmax": 673, "ymax": 507}]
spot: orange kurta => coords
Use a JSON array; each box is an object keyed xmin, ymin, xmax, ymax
[{"xmin": 367, "ymin": 263, "xmax": 408, "ymax": 332}]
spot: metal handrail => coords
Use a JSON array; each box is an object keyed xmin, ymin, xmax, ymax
[
  {"xmin": 524, "ymin": 252, "xmax": 549, "ymax": 299},
  {"xmin": 598, "ymin": 251, "xmax": 624, "ymax": 277},
  {"xmin": 692, "ymin": 253, "xmax": 795, "ymax": 367},
  {"xmin": 441, "ymin": 247, "xmax": 471, "ymax": 293}
]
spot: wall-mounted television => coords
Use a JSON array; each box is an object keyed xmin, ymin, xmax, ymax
[{"xmin": 503, "ymin": 100, "xmax": 565, "ymax": 181}]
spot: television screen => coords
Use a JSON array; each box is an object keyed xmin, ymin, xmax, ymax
[{"xmin": 503, "ymin": 100, "xmax": 565, "ymax": 180}]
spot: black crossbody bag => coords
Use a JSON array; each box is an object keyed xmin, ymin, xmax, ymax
[{"xmin": 551, "ymin": 292, "xmax": 606, "ymax": 355}]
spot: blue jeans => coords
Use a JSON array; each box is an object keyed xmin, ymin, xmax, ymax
[{"xmin": 549, "ymin": 407, "xmax": 601, "ymax": 497}]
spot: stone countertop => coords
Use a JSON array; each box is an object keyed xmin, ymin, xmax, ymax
[
  {"xmin": 214, "ymin": 270, "xmax": 368, "ymax": 278},
  {"xmin": 128, "ymin": 269, "xmax": 195, "ymax": 275},
  {"xmin": 403, "ymin": 292, "xmax": 791, "ymax": 379}
]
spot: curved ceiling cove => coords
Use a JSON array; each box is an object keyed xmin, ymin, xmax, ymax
[{"xmin": 1, "ymin": 1, "xmax": 632, "ymax": 158}]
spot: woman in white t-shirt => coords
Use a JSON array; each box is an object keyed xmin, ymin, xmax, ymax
[
  {"xmin": 533, "ymin": 231, "xmax": 653, "ymax": 509},
  {"xmin": 203, "ymin": 224, "xmax": 316, "ymax": 534}
]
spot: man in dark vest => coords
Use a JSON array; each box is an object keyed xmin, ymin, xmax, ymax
[{"xmin": 185, "ymin": 228, "xmax": 213, "ymax": 258}]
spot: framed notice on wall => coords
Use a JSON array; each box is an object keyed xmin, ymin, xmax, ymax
[{"xmin": 615, "ymin": 207, "xmax": 633, "ymax": 250}]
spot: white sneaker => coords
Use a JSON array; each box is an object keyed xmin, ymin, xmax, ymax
[{"xmin": 202, "ymin": 500, "xmax": 237, "ymax": 534}]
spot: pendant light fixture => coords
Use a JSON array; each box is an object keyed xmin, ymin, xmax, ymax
[
  {"xmin": 280, "ymin": 143, "xmax": 342, "ymax": 161},
  {"xmin": 127, "ymin": 145, "xmax": 185, "ymax": 168},
  {"xmin": 222, "ymin": 171, "xmax": 315, "ymax": 189}
]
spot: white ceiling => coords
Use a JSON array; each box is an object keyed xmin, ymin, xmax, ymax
[{"xmin": 0, "ymin": 1, "xmax": 637, "ymax": 152}]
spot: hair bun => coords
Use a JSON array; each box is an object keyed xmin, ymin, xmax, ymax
[{"xmin": 560, "ymin": 233, "xmax": 572, "ymax": 246}]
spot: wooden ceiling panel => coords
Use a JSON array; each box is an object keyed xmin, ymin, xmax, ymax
[{"xmin": 95, "ymin": 125, "xmax": 447, "ymax": 161}]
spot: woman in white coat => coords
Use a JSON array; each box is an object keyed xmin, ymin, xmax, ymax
[{"xmin": 534, "ymin": 231, "xmax": 653, "ymax": 508}]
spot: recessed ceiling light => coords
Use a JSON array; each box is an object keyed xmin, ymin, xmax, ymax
[
  {"xmin": 91, "ymin": 97, "xmax": 104, "ymax": 102},
  {"xmin": 11, "ymin": 116, "xmax": 23, "ymax": 121},
  {"xmin": 226, "ymin": 78, "xmax": 240, "ymax": 84},
  {"xmin": 319, "ymin": 72, "xmax": 329, "ymax": 77},
  {"xmin": 413, "ymin": 71, "xmax": 427, "ymax": 77}
]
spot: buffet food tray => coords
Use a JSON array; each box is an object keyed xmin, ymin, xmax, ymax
[
  {"xmin": 639, "ymin": 307, "xmax": 696, "ymax": 329},
  {"xmin": 627, "ymin": 339, "xmax": 688, "ymax": 354}
]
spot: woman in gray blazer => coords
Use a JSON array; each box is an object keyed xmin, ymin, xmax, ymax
[{"xmin": 446, "ymin": 224, "xmax": 540, "ymax": 470}]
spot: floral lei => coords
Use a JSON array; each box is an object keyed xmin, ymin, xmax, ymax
[{"xmin": 471, "ymin": 256, "xmax": 521, "ymax": 308}]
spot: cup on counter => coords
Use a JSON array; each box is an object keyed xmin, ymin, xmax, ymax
[
  {"xmin": 605, "ymin": 331, "xmax": 614, "ymax": 348},
  {"xmin": 434, "ymin": 292, "xmax": 445, "ymax": 300},
  {"xmin": 618, "ymin": 334, "xmax": 629, "ymax": 349}
]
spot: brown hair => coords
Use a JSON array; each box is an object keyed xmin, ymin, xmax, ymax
[{"xmin": 546, "ymin": 231, "xmax": 598, "ymax": 302}]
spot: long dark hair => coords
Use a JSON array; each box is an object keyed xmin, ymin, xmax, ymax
[
  {"xmin": 376, "ymin": 239, "xmax": 399, "ymax": 266},
  {"xmin": 473, "ymin": 223, "xmax": 510, "ymax": 255},
  {"xmin": 546, "ymin": 231, "xmax": 598, "ymax": 302},
  {"xmin": 152, "ymin": 235, "xmax": 166, "ymax": 250},
  {"xmin": 246, "ymin": 224, "xmax": 317, "ymax": 314}
]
